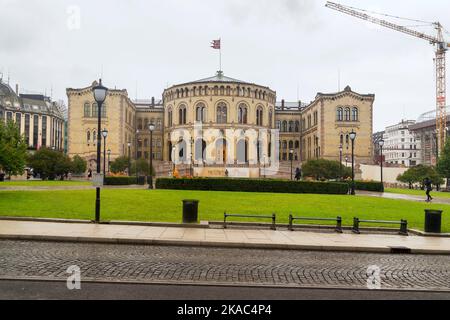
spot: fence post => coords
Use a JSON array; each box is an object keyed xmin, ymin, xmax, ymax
[
  {"xmin": 400, "ymin": 219, "xmax": 408, "ymax": 236},
  {"xmin": 223, "ymin": 212, "xmax": 227, "ymax": 229},
  {"xmin": 352, "ymin": 217, "xmax": 360, "ymax": 234},
  {"xmin": 336, "ymin": 216, "xmax": 343, "ymax": 233},
  {"xmin": 289, "ymin": 214, "xmax": 293, "ymax": 231},
  {"xmin": 271, "ymin": 213, "xmax": 276, "ymax": 231}
]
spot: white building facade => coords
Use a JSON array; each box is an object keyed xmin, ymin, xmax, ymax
[{"xmin": 383, "ymin": 120, "xmax": 421, "ymax": 167}]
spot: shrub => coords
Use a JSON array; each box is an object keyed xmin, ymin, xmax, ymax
[
  {"xmin": 352, "ymin": 181, "xmax": 384, "ymax": 192},
  {"xmin": 156, "ymin": 178, "xmax": 349, "ymax": 195},
  {"xmin": 71, "ymin": 155, "xmax": 87, "ymax": 175},
  {"xmin": 104, "ymin": 176, "xmax": 146, "ymax": 186},
  {"xmin": 302, "ymin": 159, "xmax": 352, "ymax": 181}
]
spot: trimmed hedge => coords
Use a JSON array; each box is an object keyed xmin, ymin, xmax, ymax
[
  {"xmin": 156, "ymin": 178, "xmax": 349, "ymax": 195},
  {"xmin": 353, "ymin": 181, "xmax": 384, "ymax": 192},
  {"xmin": 104, "ymin": 176, "xmax": 146, "ymax": 186}
]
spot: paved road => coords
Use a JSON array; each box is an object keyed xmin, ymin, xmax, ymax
[
  {"xmin": 1, "ymin": 280, "xmax": 449, "ymax": 300},
  {"xmin": 0, "ymin": 240, "xmax": 449, "ymax": 292}
]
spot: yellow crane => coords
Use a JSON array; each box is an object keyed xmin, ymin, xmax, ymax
[{"xmin": 326, "ymin": 1, "xmax": 450, "ymax": 155}]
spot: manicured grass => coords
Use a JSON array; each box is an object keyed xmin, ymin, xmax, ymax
[
  {"xmin": 386, "ymin": 188, "xmax": 450, "ymax": 199},
  {"xmin": 0, "ymin": 180, "xmax": 91, "ymax": 187},
  {"xmin": 0, "ymin": 189, "xmax": 448, "ymax": 232}
]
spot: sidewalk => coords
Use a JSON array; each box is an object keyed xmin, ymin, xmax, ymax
[
  {"xmin": 0, "ymin": 219, "xmax": 449, "ymax": 254},
  {"xmin": 358, "ymin": 191, "xmax": 450, "ymax": 205}
]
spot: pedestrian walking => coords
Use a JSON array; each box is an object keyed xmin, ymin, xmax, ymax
[
  {"xmin": 295, "ymin": 167, "xmax": 302, "ymax": 181},
  {"xmin": 424, "ymin": 177, "xmax": 433, "ymax": 202}
]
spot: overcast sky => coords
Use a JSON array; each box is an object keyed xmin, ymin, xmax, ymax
[{"xmin": 1, "ymin": 0, "xmax": 450, "ymax": 131}]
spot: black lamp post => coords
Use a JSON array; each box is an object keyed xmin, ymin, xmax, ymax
[
  {"xmin": 102, "ymin": 129, "xmax": 108, "ymax": 175},
  {"xmin": 148, "ymin": 123, "xmax": 155, "ymax": 189},
  {"xmin": 289, "ymin": 149, "xmax": 294, "ymax": 181},
  {"xmin": 379, "ymin": 139, "xmax": 385, "ymax": 193},
  {"xmin": 92, "ymin": 79, "xmax": 108, "ymax": 223},
  {"xmin": 127, "ymin": 142, "xmax": 131, "ymax": 177},
  {"xmin": 349, "ymin": 131, "xmax": 357, "ymax": 195},
  {"xmin": 339, "ymin": 144, "xmax": 343, "ymax": 181},
  {"xmin": 107, "ymin": 149, "xmax": 111, "ymax": 174}
]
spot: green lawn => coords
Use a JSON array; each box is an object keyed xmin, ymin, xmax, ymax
[
  {"xmin": 0, "ymin": 189, "xmax": 448, "ymax": 232},
  {"xmin": 386, "ymin": 188, "xmax": 450, "ymax": 199},
  {"xmin": 0, "ymin": 180, "xmax": 91, "ymax": 187}
]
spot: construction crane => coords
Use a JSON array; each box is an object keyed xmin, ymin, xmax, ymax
[{"xmin": 326, "ymin": 1, "xmax": 450, "ymax": 156}]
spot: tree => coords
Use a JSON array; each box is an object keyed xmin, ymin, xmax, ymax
[
  {"xmin": 437, "ymin": 139, "xmax": 450, "ymax": 187},
  {"xmin": 302, "ymin": 159, "xmax": 352, "ymax": 181},
  {"xmin": 397, "ymin": 165, "xmax": 444, "ymax": 189},
  {"xmin": 71, "ymin": 155, "xmax": 87, "ymax": 175},
  {"xmin": 27, "ymin": 148, "xmax": 72, "ymax": 180},
  {"xmin": 110, "ymin": 156, "xmax": 130, "ymax": 174},
  {"xmin": 130, "ymin": 159, "xmax": 154, "ymax": 176},
  {"xmin": 0, "ymin": 121, "xmax": 28, "ymax": 177}
]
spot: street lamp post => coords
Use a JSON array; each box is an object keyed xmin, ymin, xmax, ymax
[
  {"xmin": 289, "ymin": 149, "xmax": 294, "ymax": 181},
  {"xmin": 102, "ymin": 129, "xmax": 108, "ymax": 175},
  {"xmin": 172, "ymin": 146, "xmax": 176, "ymax": 176},
  {"xmin": 379, "ymin": 139, "xmax": 385, "ymax": 193},
  {"xmin": 135, "ymin": 130, "xmax": 140, "ymax": 184},
  {"xmin": 148, "ymin": 123, "xmax": 155, "ymax": 189},
  {"xmin": 107, "ymin": 149, "xmax": 111, "ymax": 174},
  {"xmin": 92, "ymin": 79, "xmax": 108, "ymax": 223},
  {"xmin": 339, "ymin": 144, "xmax": 343, "ymax": 181},
  {"xmin": 127, "ymin": 142, "xmax": 131, "ymax": 177},
  {"xmin": 349, "ymin": 131, "xmax": 357, "ymax": 195}
]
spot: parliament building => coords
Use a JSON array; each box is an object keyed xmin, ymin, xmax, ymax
[{"xmin": 67, "ymin": 71, "xmax": 375, "ymax": 178}]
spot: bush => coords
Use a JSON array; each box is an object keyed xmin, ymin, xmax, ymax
[
  {"xmin": 352, "ymin": 181, "xmax": 384, "ymax": 192},
  {"xmin": 104, "ymin": 176, "xmax": 146, "ymax": 186},
  {"xmin": 71, "ymin": 155, "xmax": 87, "ymax": 175},
  {"xmin": 156, "ymin": 178, "xmax": 349, "ymax": 195},
  {"xmin": 302, "ymin": 159, "xmax": 352, "ymax": 181}
]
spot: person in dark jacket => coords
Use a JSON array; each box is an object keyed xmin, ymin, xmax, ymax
[
  {"xmin": 295, "ymin": 167, "xmax": 302, "ymax": 181},
  {"xmin": 424, "ymin": 177, "xmax": 433, "ymax": 202}
]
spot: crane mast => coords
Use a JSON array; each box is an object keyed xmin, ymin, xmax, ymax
[{"xmin": 326, "ymin": 1, "xmax": 449, "ymax": 159}]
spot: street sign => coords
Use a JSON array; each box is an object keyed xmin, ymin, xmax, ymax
[{"xmin": 92, "ymin": 173, "xmax": 104, "ymax": 187}]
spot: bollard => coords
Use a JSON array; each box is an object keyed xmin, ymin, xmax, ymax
[
  {"xmin": 352, "ymin": 217, "xmax": 360, "ymax": 234},
  {"xmin": 271, "ymin": 213, "xmax": 276, "ymax": 231},
  {"xmin": 336, "ymin": 216, "xmax": 343, "ymax": 233}
]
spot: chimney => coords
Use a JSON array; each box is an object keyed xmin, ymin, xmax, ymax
[
  {"xmin": 298, "ymin": 100, "xmax": 302, "ymax": 109},
  {"xmin": 15, "ymin": 84, "xmax": 19, "ymax": 95},
  {"xmin": 151, "ymin": 97, "xmax": 155, "ymax": 107},
  {"xmin": 281, "ymin": 99, "xmax": 285, "ymax": 110}
]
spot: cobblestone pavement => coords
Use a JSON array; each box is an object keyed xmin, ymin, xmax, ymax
[{"xmin": 0, "ymin": 240, "xmax": 449, "ymax": 291}]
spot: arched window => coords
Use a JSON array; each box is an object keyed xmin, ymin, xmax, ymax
[
  {"xmin": 352, "ymin": 107, "xmax": 359, "ymax": 121},
  {"xmin": 92, "ymin": 103, "xmax": 98, "ymax": 118},
  {"xmin": 237, "ymin": 139, "xmax": 248, "ymax": 164},
  {"xmin": 217, "ymin": 102, "xmax": 228, "ymax": 124},
  {"xmin": 289, "ymin": 141, "xmax": 294, "ymax": 149},
  {"xmin": 276, "ymin": 120, "xmax": 281, "ymax": 130},
  {"xmin": 196, "ymin": 102, "xmax": 207, "ymax": 122},
  {"xmin": 283, "ymin": 141, "xmax": 287, "ymax": 149},
  {"xmin": 256, "ymin": 106, "xmax": 263, "ymax": 126},
  {"xmin": 295, "ymin": 121, "xmax": 300, "ymax": 132},
  {"xmin": 238, "ymin": 103, "xmax": 248, "ymax": 124},
  {"xmin": 288, "ymin": 121, "xmax": 294, "ymax": 132},
  {"xmin": 179, "ymin": 104, "xmax": 187, "ymax": 125},
  {"xmin": 195, "ymin": 139, "xmax": 207, "ymax": 162},
  {"xmin": 216, "ymin": 139, "xmax": 227, "ymax": 164},
  {"xmin": 337, "ymin": 107, "xmax": 343, "ymax": 121},
  {"xmin": 138, "ymin": 118, "xmax": 143, "ymax": 130},
  {"xmin": 344, "ymin": 107, "xmax": 351, "ymax": 121},
  {"xmin": 84, "ymin": 103, "xmax": 91, "ymax": 118},
  {"xmin": 282, "ymin": 121, "xmax": 287, "ymax": 132},
  {"xmin": 93, "ymin": 130, "xmax": 97, "ymax": 144},
  {"xmin": 87, "ymin": 131, "xmax": 90, "ymax": 144},
  {"xmin": 168, "ymin": 108, "xmax": 173, "ymax": 127}
]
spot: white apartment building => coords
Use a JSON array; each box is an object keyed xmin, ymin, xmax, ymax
[{"xmin": 383, "ymin": 120, "xmax": 421, "ymax": 167}]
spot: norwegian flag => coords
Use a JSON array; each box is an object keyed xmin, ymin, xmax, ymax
[{"xmin": 211, "ymin": 39, "xmax": 221, "ymax": 50}]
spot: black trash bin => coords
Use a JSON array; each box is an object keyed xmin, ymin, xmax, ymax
[
  {"xmin": 425, "ymin": 210, "xmax": 443, "ymax": 233},
  {"xmin": 182, "ymin": 200, "xmax": 199, "ymax": 224},
  {"xmin": 0, "ymin": 173, "xmax": 4, "ymax": 182}
]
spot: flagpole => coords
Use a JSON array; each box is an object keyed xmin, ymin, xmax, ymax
[{"xmin": 219, "ymin": 38, "xmax": 222, "ymax": 72}]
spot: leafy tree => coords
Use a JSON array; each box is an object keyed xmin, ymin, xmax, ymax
[
  {"xmin": 0, "ymin": 121, "xmax": 28, "ymax": 177},
  {"xmin": 437, "ymin": 139, "xmax": 450, "ymax": 187},
  {"xmin": 71, "ymin": 155, "xmax": 87, "ymax": 175},
  {"xmin": 130, "ymin": 159, "xmax": 155, "ymax": 176},
  {"xmin": 397, "ymin": 165, "xmax": 444, "ymax": 189},
  {"xmin": 302, "ymin": 159, "xmax": 351, "ymax": 181},
  {"xmin": 27, "ymin": 148, "xmax": 72, "ymax": 180},
  {"xmin": 110, "ymin": 156, "xmax": 130, "ymax": 174}
]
